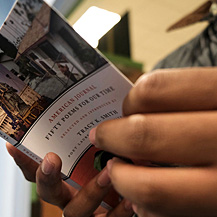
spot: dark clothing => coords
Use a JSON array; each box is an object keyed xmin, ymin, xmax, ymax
[{"xmin": 153, "ymin": 18, "xmax": 217, "ymax": 70}]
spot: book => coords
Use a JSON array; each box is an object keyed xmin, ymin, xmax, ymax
[{"xmin": 0, "ymin": 0, "xmax": 133, "ymax": 209}]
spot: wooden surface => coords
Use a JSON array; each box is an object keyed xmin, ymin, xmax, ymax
[{"xmin": 40, "ymin": 200, "xmax": 62, "ymax": 217}]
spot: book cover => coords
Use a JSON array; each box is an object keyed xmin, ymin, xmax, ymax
[{"xmin": 0, "ymin": 0, "xmax": 133, "ymax": 208}]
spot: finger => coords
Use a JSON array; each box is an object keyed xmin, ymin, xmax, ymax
[
  {"xmin": 131, "ymin": 205, "xmax": 164, "ymax": 217},
  {"xmin": 96, "ymin": 200, "xmax": 134, "ymax": 217},
  {"xmin": 63, "ymin": 167, "xmax": 112, "ymax": 217},
  {"xmin": 106, "ymin": 199, "xmax": 134, "ymax": 217},
  {"xmin": 123, "ymin": 67, "xmax": 217, "ymax": 116},
  {"xmin": 36, "ymin": 152, "xmax": 76, "ymax": 209},
  {"xmin": 91, "ymin": 112, "xmax": 217, "ymax": 166},
  {"xmin": 6, "ymin": 142, "xmax": 38, "ymax": 182},
  {"xmin": 108, "ymin": 159, "xmax": 217, "ymax": 216},
  {"xmin": 94, "ymin": 199, "xmax": 134, "ymax": 217}
]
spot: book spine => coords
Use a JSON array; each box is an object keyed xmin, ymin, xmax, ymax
[
  {"xmin": 0, "ymin": 130, "xmax": 17, "ymax": 146},
  {"xmin": 0, "ymin": 130, "xmax": 43, "ymax": 164},
  {"xmin": 17, "ymin": 144, "xmax": 42, "ymax": 164}
]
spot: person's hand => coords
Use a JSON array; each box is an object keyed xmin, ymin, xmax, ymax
[
  {"xmin": 89, "ymin": 67, "xmax": 217, "ymax": 217},
  {"xmin": 6, "ymin": 143, "xmax": 134, "ymax": 217}
]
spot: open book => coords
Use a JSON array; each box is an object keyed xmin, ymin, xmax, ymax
[{"xmin": 0, "ymin": 0, "xmax": 132, "ymax": 208}]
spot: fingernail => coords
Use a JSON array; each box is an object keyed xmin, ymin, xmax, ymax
[
  {"xmin": 89, "ymin": 127, "xmax": 96, "ymax": 145},
  {"xmin": 41, "ymin": 154, "xmax": 55, "ymax": 175},
  {"xmin": 124, "ymin": 200, "xmax": 133, "ymax": 211},
  {"xmin": 97, "ymin": 168, "xmax": 111, "ymax": 187},
  {"xmin": 132, "ymin": 204, "xmax": 138, "ymax": 214},
  {"xmin": 106, "ymin": 159, "xmax": 113, "ymax": 174},
  {"xmin": 6, "ymin": 143, "xmax": 15, "ymax": 157},
  {"xmin": 107, "ymin": 157, "xmax": 124, "ymax": 173}
]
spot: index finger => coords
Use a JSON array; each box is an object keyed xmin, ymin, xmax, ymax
[
  {"xmin": 63, "ymin": 168, "xmax": 112, "ymax": 217},
  {"xmin": 123, "ymin": 67, "xmax": 217, "ymax": 116},
  {"xmin": 90, "ymin": 112, "xmax": 217, "ymax": 166}
]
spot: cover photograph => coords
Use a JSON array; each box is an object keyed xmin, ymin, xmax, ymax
[{"xmin": 0, "ymin": 0, "xmax": 132, "ymax": 207}]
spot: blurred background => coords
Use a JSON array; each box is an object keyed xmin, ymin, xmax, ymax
[{"xmin": 0, "ymin": 0, "xmax": 210, "ymax": 216}]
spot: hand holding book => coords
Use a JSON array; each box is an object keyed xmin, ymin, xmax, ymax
[
  {"xmin": 8, "ymin": 66, "xmax": 217, "ymax": 216},
  {"xmin": 90, "ymin": 67, "xmax": 217, "ymax": 217},
  {"xmin": 6, "ymin": 142, "xmax": 133, "ymax": 217}
]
